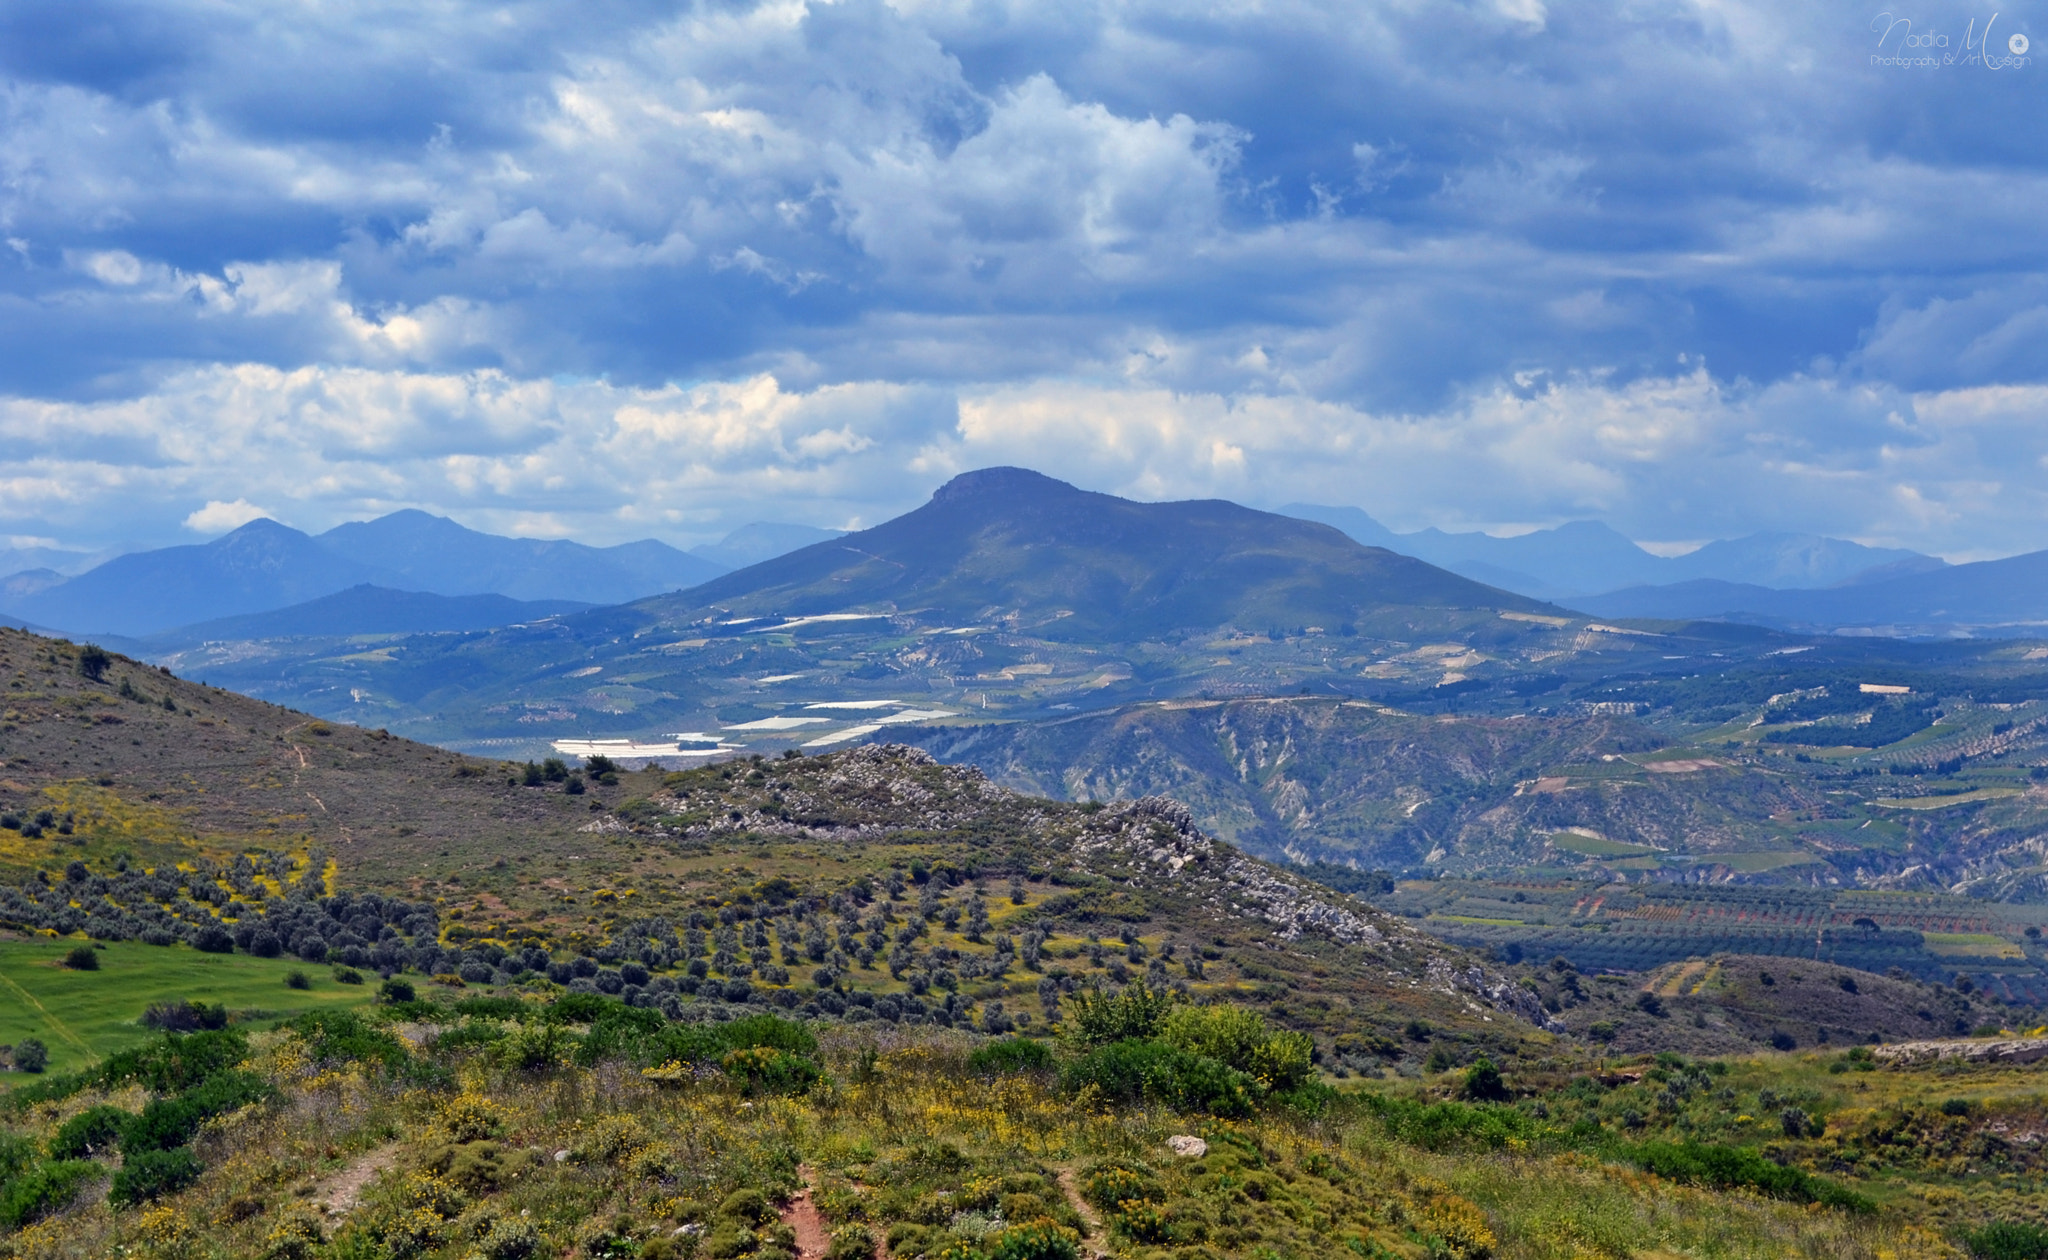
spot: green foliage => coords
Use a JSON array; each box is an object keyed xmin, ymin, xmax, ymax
[
  {"xmin": 1356, "ymin": 1093, "xmax": 1550, "ymax": 1153},
  {"xmin": 826, "ymin": 1223, "xmax": 878, "ymax": 1260},
  {"xmin": 1059, "ymin": 982, "xmax": 1178, "ymax": 1050},
  {"xmin": 0, "ymin": 1157, "xmax": 100, "ymax": 1227},
  {"xmin": 62, "ymin": 945, "xmax": 100, "ymax": 971},
  {"xmin": 720, "ymin": 1046, "xmax": 821, "ymax": 1097},
  {"xmin": 1963, "ymin": 1223, "xmax": 2048, "ymax": 1260},
  {"xmin": 289, "ymin": 1009, "xmax": 408, "ymax": 1071},
  {"xmin": 1157, "ymin": 1002, "xmax": 1313, "ymax": 1089},
  {"xmin": 1081, "ymin": 1165, "xmax": 1162, "ymax": 1213},
  {"xmin": 1628, "ymin": 1141, "xmax": 1872, "ymax": 1212},
  {"xmin": 98, "ymin": 1028, "xmax": 250, "ymax": 1093},
  {"xmin": 1062, "ymin": 1039, "xmax": 1255, "ymax": 1117},
  {"xmin": 967, "ymin": 1037, "xmax": 1054, "ymax": 1075},
  {"xmin": 11, "ymin": 1039, "xmax": 46, "ymax": 1074},
  {"xmin": 109, "ymin": 1146, "xmax": 203, "ymax": 1206},
  {"xmin": 47, "ymin": 1105, "xmax": 131, "ymax": 1159},
  {"xmin": 121, "ymin": 1069, "xmax": 273, "ymax": 1154},
  {"xmin": 453, "ymin": 995, "xmax": 528, "ymax": 1020},
  {"xmin": 987, "ymin": 1218, "xmax": 1082, "ymax": 1260},
  {"xmin": 1461, "ymin": 1057, "xmax": 1509, "ymax": 1102}
]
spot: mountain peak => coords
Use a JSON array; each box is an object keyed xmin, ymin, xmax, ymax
[{"xmin": 929, "ymin": 466, "xmax": 1079, "ymax": 504}]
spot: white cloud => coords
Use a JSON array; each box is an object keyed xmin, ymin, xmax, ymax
[{"xmin": 183, "ymin": 499, "xmax": 271, "ymax": 533}]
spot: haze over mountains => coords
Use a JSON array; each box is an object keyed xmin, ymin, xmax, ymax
[
  {"xmin": 0, "ymin": 514, "xmax": 826, "ymax": 640},
  {"xmin": 1280, "ymin": 503, "xmax": 1943, "ymax": 599}
]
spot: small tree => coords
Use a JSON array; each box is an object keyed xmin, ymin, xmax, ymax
[
  {"xmin": 76, "ymin": 645, "xmax": 111, "ymax": 683},
  {"xmin": 62, "ymin": 945, "xmax": 100, "ymax": 971},
  {"xmin": 13, "ymin": 1038, "xmax": 48, "ymax": 1073}
]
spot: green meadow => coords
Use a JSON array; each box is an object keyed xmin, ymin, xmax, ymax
[{"xmin": 0, "ymin": 938, "xmax": 375, "ymax": 1079}]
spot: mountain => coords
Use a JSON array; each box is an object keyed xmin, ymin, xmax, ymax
[
  {"xmin": 145, "ymin": 585, "xmax": 590, "ymax": 645},
  {"xmin": 670, "ymin": 468, "xmax": 1558, "ymax": 639},
  {"xmin": 0, "ymin": 512, "xmax": 728, "ymax": 639},
  {"xmin": 689, "ymin": 521, "xmax": 846, "ymax": 569},
  {"xmin": 0, "ymin": 519, "xmax": 391, "ymax": 637},
  {"xmin": 316, "ymin": 509, "xmax": 725, "ymax": 604},
  {"xmin": 1576, "ymin": 547, "xmax": 2048, "ymax": 633},
  {"xmin": 1282, "ymin": 504, "xmax": 1937, "ymax": 599},
  {"xmin": 0, "ymin": 543, "xmax": 110, "ymax": 579}
]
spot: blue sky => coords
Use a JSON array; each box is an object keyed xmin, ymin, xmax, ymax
[{"xmin": 1, "ymin": 0, "xmax": 2045, "ymax": 560}]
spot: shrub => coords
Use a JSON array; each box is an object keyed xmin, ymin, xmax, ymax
[
  {"xmin": 1963, "ymin": 1222, "xmax": 2048, "ymax": 1260},
  {"xmin": 98, "ymin": 1028, "xmax": 249, "ymax": 1092},
  {"xmin": 13, "ymin": 1038, "xmax": 48, "ymax": 1073},
  {"xmin": 289, "ymin": 1009, "xmax": 407, "ymax": 1071},
  {"xmin": 0, "ymin": 1158, "xmax": 101, "ymax": 1227},
  {"xmin": 333, "ymin": 966, "xmax": 365, "ymax": 985},
  {"xmin": 989, "ymin": 1218, "xmax": 1082, "ymax": 1260},
  {"xmin": 62, "ymin": 945, "xmax": 100, "ymax": 971},
  {"xmin": 110, "ymin": 1147, "xmax": 203, "ymax": 1206},
  {"xmin": 1060, "ymin": 982, "xmax": 1177, "ymax": 1049},
  {"xmin": 827, "ymin": 1224, "xmax": 879, "ymax": 1260},
  {"xmin": 1063, "ymin": 1039, "xmax": 1256, "ymax": 1117},
  {"xmin": 285, "ymin": 969, "xmax": 311, "ymax": 990},
  {"xmin": 77, "ymin": 645, "xmax": 110, "ymax": 682},
  {"xmin": 1461, "ymin": 1058, "xmax": 1509, "ymax": 1102},
  {"xmin": 380, "ymin": 977, "xmax": 417, "ymax": 1004},
  {"xmin": 1081, "ymin": 1166, "xmax": 1162, "ymax": 1213},
  {"xmin": 1629, "ymin": 1140, "xmax": 1871, "ymax": 1211},
  {"xmin": 122, "ymin": 1070, "xmax": 273, "ymax": 1154},
  {"xmin": 968, "ymin": 1037, "xmax": 1055, "ymax": 1075},
  {"xmin": 720, "ymin": 1046, "xmax": 821, "ymax": 1097},
  {"xmin": 48, "ymin": 1104, "xmax": 132, "ymax": 1159},
  {"xmin": 1420, "ymin": 1195, "xmax": 1497, "ymax": 1260},
  {"xmin": 143, "ymin": 1000, "xmax": 230, "ymax": 1032}
]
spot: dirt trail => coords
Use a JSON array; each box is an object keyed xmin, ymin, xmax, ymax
[
  {"xmin": 783, "ymin": 1165, "xmax": 833, "ymax": 1259},
  {"xmin": 1055, "ymin": 1168, "xmax": 1111, "ymax": 1259},
  {"xmin": 306, "ymin": 1143, "xmax": 400, "ymax": 1221}
]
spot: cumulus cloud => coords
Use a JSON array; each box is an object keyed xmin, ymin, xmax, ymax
[
  {"xmin": 0, "ymin": 0, "xmax": 2043, "ymax": 557},
  {"xmin": 183, "ymin": 499, "xmax": 270, "ymax": 533}
]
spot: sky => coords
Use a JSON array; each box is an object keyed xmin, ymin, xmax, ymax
[{"xmin": 2, "ymin": 0, "xmax": 2046, "ymax": 562}]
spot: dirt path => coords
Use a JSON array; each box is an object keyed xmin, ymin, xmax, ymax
[
  {"xmin": 783, "ymin": 1165, "xmax": 833, "ymax": 1259},
  {"xmin": 1055, "ymin": 1168, "xmax": 1111, "ymax": 1259},
  {"xmin": 306, "ymin": 1143, "xmax": 400, "ymax": 1221}
]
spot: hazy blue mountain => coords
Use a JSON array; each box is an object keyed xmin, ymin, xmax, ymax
[
  {"xmin": 317, "ymin": 510, "xmax": 725, "ymax": 603},
  {"xmin": 1661, "ymin": 532, "xmax": 1941, "ymax": 588},
  {"xmin": 0, "ymin": 544, "xmax": 108, "ymax": 579},
  {"xmin": 1282, "ymin": 504, "xmax": 1939, "ymax": 598},
  {"xmin": 689, "ymin": 521, "xmax": 846, "ymax": 569},
  {"xmin": 1574, "ymin": 548, "xmax": 2048, "ymax": 633},
  {"xmin": 665, "ymin": 468, "xmax": 1557, "ymax": 639},
  {"xmin": 0, "ymin": 569, "xmax": 67, "ymax": 603},
  {"xmin": 0, "ymin": 519, "xmax": 392, "ymax": 637},
  {"xmin": 146, "ymin": 585, "xmax": 590, "ymax": 645}
]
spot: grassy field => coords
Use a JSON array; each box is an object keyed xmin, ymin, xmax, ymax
[{"xmin": 0, "ymin": 938, "xmax": 374, "ymax": 1079}]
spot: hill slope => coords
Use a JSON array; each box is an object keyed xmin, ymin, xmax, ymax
[
  {"xmin": 670, "ymin": 468, "xmax": 1556, "ymax": 640},
  {"xmin": 0, "ymin": 625, "xmax": 1555, "ymax": 1058}
]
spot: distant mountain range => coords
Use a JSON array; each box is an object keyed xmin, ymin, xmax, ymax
[
  {"xmin": 144, "ymin": 585, "xmax": 591, "ymax": 646},
  {"xmin": 1281, "ymin": 504, "xmax": 1943, "ymax": 600},
  {"xmin": 1574, "ymin": 550, "xmax": 2048, "ymax": 632},
  {"xmin": 666, "ymin": 467, "xmax": 1555, "ymax": 639},
  {"xmin": 688, "ymin": 522, "xmax": 845, "ymax": 569},
  {"xmin": 0, "ymin": 514, "xmax": 825, "ymax": 639}
]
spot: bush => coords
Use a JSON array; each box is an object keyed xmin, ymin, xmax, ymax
[
  {"xmin": 76, "ymin": 645, "xmax": 110, "ymax": 682},
  {"xmin": 285, "ymin": 970, "xmax": 311, "ymax": 990},
  {"xmin": 380, "ymin": 977, "xmax": 417, "ymax": 1004},
  {"xmin": 1629, "ymin": 1141, "xmax": 1871, "ymax": 1211},
  {"xmin": 826, "ymin": 1224, "xmax": 879, "ymax": 1260},
  {"xmin": 122, "ymin": 1070, "xmax": 273, "ymax": 1154},
  {"xmin": 989, "ymin": 1218, "xmax": 1083, "ymax": 1260},
  {"xmin": 1061, "ymin": 982, "xmax": 1177, "ymax": 1049},
  {"xmin": 98, "ymin": 1028, "xmax": 249, "ymax": 1092},
  {"xmin": 720, "ymin": 1046, "xmax": 821, "ymax": 1097},
  {"xmin": 1461, "ymin": 1058, "xmax": 1509, "ymax": 1102},
  {"xmin": 13, "ymin": 1038, "xmax": 48, "ymax": 1073},
  {"xmin": 48, "ymin": 1104, "xmax": 132, "ymax": 1159},
  {"xmin": 110, "ymin": 1147, "xmax": 203, "ymax": 1206},
  {"xmin": 968, "ymin": 1037, "xmax": 1055, "ymax": 1075},
  {"xmin": 61, "ymin": 945, "xmax": 100, "ymax": 971},
  {"xmin": 289, "ymin": 1009, "xmax": 408, "ymax": 1071},
  {"xmin": 143, "ymin": 1000, "xmax": 230, "ymax": 1033},
  {"xmin": 0, "ymin": 1158, "xmax": 100, "ymax": 1227},
  {"xmin": 1062, "ymin": 1040, "xmax": 1255, "ymax": 1117},
  {"xmin": 1158, "ymin": 1003, "xmax": 1313, "ymax": 1090},
  {"xmin": 1963, "ymin": 1223, "xmax": 2048, "ymax": 1260}
]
